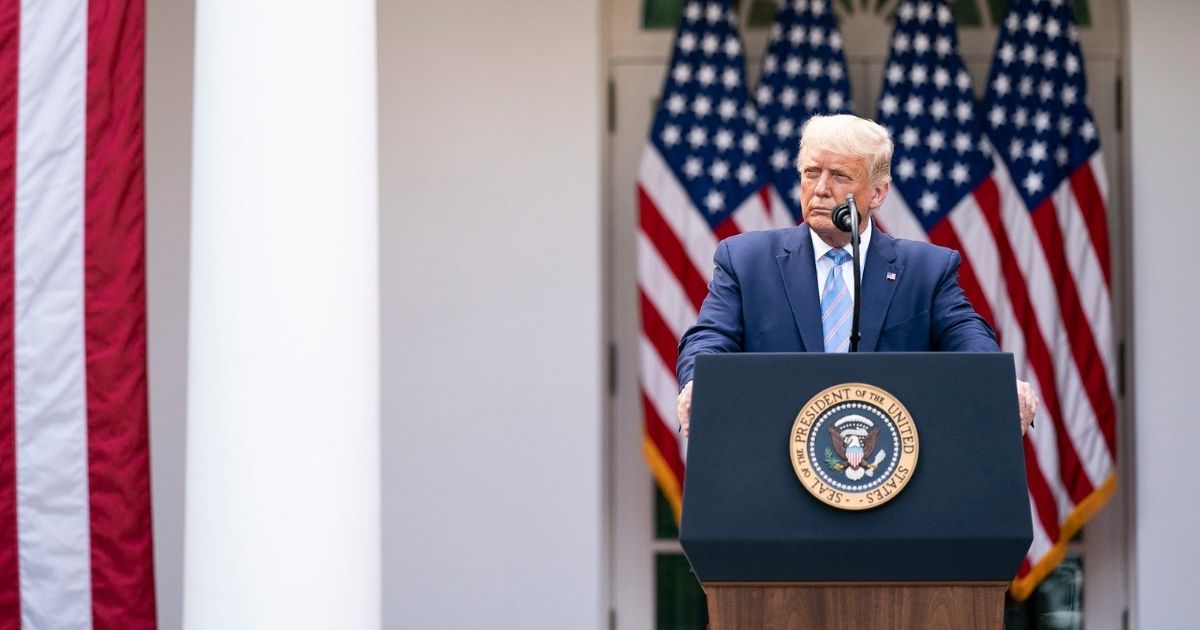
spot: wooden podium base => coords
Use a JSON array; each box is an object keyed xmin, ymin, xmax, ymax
[{"xmin": 704, "ymin": 582, "xmax": 1008, "ymax": 630}]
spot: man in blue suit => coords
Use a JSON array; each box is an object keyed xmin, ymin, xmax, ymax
[{"xmin": 675, "ymin": 114, "xmax": 1037, "ymax": 436}]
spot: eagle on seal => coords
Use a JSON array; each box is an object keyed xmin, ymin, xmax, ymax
[{"xmin": 828, "ymin": 423, "xmax": 881, "ymax": 481}]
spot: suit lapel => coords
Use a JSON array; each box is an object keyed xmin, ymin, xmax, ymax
[
  {"xmin": 857, "ymin": 228, "xmax": 902, "ymax": 352},
  {"xmin": 776, "ymin": 225, "xmax": 824, "ymax": 352}
]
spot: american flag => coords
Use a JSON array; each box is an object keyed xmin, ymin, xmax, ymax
[
  {"xmin": 755, "ymin": 0, "xmax": 853, "ymax": 226},
  {"xmin": 0, "ymin": 0, "xmax": 157, "ymax": 626},
  {"xmin": 637, "ymin": 0, "xmax": 769, "ymax": 519},
  {"xmin": 874, "ymin": 0, "xmax": 1116, "ymax": 599}
]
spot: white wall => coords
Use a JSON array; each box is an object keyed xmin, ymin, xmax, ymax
[
  {"xmin": 145, "ymin": 0, "xmax": 194, "ymax": 628},
  {"xmin": 1127, "ymin": 1, "xmax": 1200, "ymax": 627},
  {"xmin": 378, "ymin": 2, "xmax": 606, "ymax": 629}
]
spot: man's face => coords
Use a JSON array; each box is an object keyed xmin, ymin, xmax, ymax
[{"xmin": 798, "ymin": 147, "xmax": 889, "ymax": 245}]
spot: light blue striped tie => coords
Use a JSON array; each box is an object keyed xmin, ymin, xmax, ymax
[{"xmin": 821, "ymin": 248, "xmax": 853, "ymax": 353}]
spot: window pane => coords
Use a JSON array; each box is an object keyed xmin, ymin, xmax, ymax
[{"xmin": 655, "ymin": 553, "xmax": 708, "ymax": 630}]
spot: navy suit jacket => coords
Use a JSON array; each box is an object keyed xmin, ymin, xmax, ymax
[{"xmin": 677, "ymin": 223, "xmax": 999, "ymax": 386}]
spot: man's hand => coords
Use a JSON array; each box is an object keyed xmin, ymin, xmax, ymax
[
  {"xmin": 676, "ymin": 380, "xmax": 694, "ymax": 438},
  {"xmin": 1017, "ymin": 379, "xmax": 1038, "ymax": 436}
]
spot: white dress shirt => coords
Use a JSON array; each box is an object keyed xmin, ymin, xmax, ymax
[{"xmin": 809, "ymin": 219, "xmax": 874, "ymax": 303}]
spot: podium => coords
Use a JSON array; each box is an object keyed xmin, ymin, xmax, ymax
[{"xmin": 680, "ymin": 353, "xmax": 1032, "ymax": 630}]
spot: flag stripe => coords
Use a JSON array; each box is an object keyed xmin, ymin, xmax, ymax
[
  {"xmin": 640, "ymin": 292, "xmax": 681, "ymax": 379},
  {"xmin": 1069, "ymin": 164, "xmax": 1112, "ymax": 288},
  {"xmin": 637, "ymin": 232, "xmax": 698, "ymax": 340},
  {"xmin": 1029, "ymin": 200, "xmax": 1117, "ymax": 458},
  {"xmin": 638, "ymin": 150, "xmax": 719, "ymax": 283},
  {"xmin": 84, "ymin": 0, "xmax": 156, "ymax": 626},
  {"xmin": 642, "ymin": 393, "xmax": 685, "ymax": 488},
  {"xmin": 639, "ymin": 190, "xmax": 710, "ymax": 311},
  {"xmin": 926, "ymin": 220, "xmax": 998, "ymax": 343},
  {"xmin": 15, "ymin": 0, "xmax": 93, "ymax": 626},
  {"xmin": 0, "ymin": 0, "xmax": 18, "ymax": 621}
]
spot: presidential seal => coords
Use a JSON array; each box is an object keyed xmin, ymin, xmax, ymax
[{"xmin": 789, "ymin": 383, "xmax": 919, "ymax": 511}]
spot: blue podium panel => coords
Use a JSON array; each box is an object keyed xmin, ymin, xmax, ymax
[{"xmin": 680, "ymin": 352, "xmax": 1032, "ymax": 582}]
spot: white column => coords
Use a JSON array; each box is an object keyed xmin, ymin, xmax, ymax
[{"xmin": 184, "ymin": 2, "xmax": 379, "ymax": 629}]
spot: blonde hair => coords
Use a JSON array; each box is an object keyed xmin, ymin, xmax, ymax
[{"xmin": 795, "ymin": 114, "xmax": 893, "ymax": 185}]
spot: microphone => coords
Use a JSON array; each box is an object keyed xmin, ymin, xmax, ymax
[{"xmin": 832, "ymin": 194, "xmax": 863, "ymax": 352}]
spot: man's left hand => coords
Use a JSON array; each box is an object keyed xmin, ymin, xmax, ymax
[{"xmin": 1017, "ymin": 379, "xmax": 1038, "ymax": 436}]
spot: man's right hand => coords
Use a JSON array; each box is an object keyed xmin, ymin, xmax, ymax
[{"xmin": 676, "ymin": 380, "xmax": 693, "ymax": 437}]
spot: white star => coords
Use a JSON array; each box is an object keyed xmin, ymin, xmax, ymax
[
  {"xmin": 1056, "ymin": 147, "xmax": 1069, "ymax": 166},
  {"xmin": 917, "ymin": 2, "xmax": 932, "ymax": 22},
  {"xmin": 999, "ymin": 43, "xmax": 1015, "ymax": 65},
  {"xmin": 723, "ymin": 37, "xmax": 741, "ymax": 57},
  {"xmin": 775, "ymin": 119, "xmax": 795, "ymax": 139},
  {"xmin": 989, "ymin": 105, "xmax": 1006, "ymax": 127},
  {"xmin": 886, "ymin": 63, "xmax": 905, "ymax": 85},
  {"xmin": 880, "ymin": 94, "xmax": 899, "ymax": 116},
  {"xmin": 769, "ymin": 23, "xmax": 782, "ymax": 42},
  {"xmin": 678, "ymin": 33, "xmax": 697, "ymax": 53},
  {"xmin": 1019, "ymin": 76, "xmax": 1033, "ymax": 97},
  {"xmin": 827, "ymin": 92, "xmax": 845, "ymax": 111},
  {"xmin": 1009, "ymin": 139, "xmax": 1024, "ymax": 160},
  {"xmin": 911, "ymin": 64, "xmax": 928, "ymax": 86},
  {"xmin": 937, "ymin": 4, "xmax": 951, "ymax": 25},
  {"xmin": 809, "ymin": 28, "xmax": 825, "ymax": 47},
  {"xmin": 741, "ymin": 133, "xmax": 760, "ymax": 153},
  {"xmin": 684, "ymin": 156, "xmax": 703, "ymax": 178},
  {"xmin": 737, "ymin": 163, "xmax": 756, "ymax": 185},
  {"xmin": 763, "ymin": 55, "xmax": 778, "ymax": 74},
  {"xmin": 936, "ymin": 36, "xmax": 952, "ymax": 57},
  {"xmin": 804, "ymin": 89, "xmax": 820, "ymax": 110},
  {"xmin": 896, "ymin": 158, "xmax": 916, "ymax": 181},
  {"xmin": 710, "ymin": 160, "xmax": 729, "ymax": 181},
  {"xmin": 811, "ymin": 0, "xmax": 824, "ymax": 15},
  {"xmin": 790, "ymin": 183, "xmax": 803, "ymax": 202},
  {"xmin": 688, "ymin": 126, "xmax": 708, "ymax": 148},
  {"xmin": 1022, "ymin": 44, "xmax": 1037, "ymax": 66},
  {"xmin": 1005, "ymin": 12, "xmax": 1020, "ymax": 32},
  {"xmin": 922, "ymin": 160, "xmax": 943, "ymax": 182},
  {"xmin": 719, "ymin": 99, "xmax": 736, "ymax": 120},
  {"xmin": 692, "ymin": 96, "xmax": 712, "ymax": 117},
  {"xmin": 789, "ymin": 26, "xmax": 806, "ymax": 45},
  {"xmin": 661, "ymin": 125, "xmax": 680, "ymax": 146},
  {"xmin": 714, "ymin": 129, "xmax": 733, "ymax": 151},
  {"xmin": 928, "ymin": 130, "xmax": 946, "ymax": 150},
  {"xmin": 806, "ymin": 59, "xmax": 824, "ymax": 79},
  {"xmin": 901, "ymin": 127, "xmax": 920, "ymax": 148},
  {"xmin": 757, "ymin": 85, "xmax": 773, "ymax": 105},
  {"xmin": 828, "ymin": 63, "xmax": 844, "ymax": 81},
  {"xmin": 1014, "ymin": 108, "xmax": 1028, "ymax": 128},
  {"xmin": 1081, "ymin": 120, "xmax": 1097, "ymax": 141},
  {"xmin": 684, "ymin": 2, "xmax": 702, "ymax": 22},
  {"xmin": 951, "ymin": 162, "xmax": 970, "ymax": 184},
  {"xmin": 1063, "ymin": 86, "xmax": 1078, "ymax": 105},
  {"xmin": 786, "ymin": 56, "xmax": 802, "ymax": 77},
  {"xmin": 1024, "ymin": 13, "xmax": 1042, "ymax": 34},
  {"xmin": 934, "ymin": 68, "xmax": 950, "ymax": 89},
  {"xmin": 1034, "ymin": 110, "xmax": 1051, "ymax": 133},
  {"xmin": 1066, "ymin": 54, "xmax": 1080, "ymax": 75},
  {"xmin": 704, "ymin": 190, "xmax": 725, "ymax": 213},
  {"xmin": 894, "ymin": 33, "xmax": 911, "ymax": 53},
  {"xmin": 667, "ymin": 94, "xmax": 686, "ymax": 116},
  {"xmin": 914, "ymin": 33, "xmax": 931, "ymax": 54},
  {"xmin": 702, "ymin": 34, "xmax": 720, "ymax": 55},
  {"xmin": 1058, "ymin": 117, "xmax": 1072, "ymax": 136},
  {"xmin": 1039, "ymin": 80, "xmax": 1054, "ymax": 101},
  {"xmin": 1042, "ymin": 51, "xmax": 1058, "ymax": 70},
  {"xmin": 956, "ymin": 101, "xmax": 973, "ymax": 123},
  {"xmin": 898, "ymin": 2, "xmax": 915, "ymax": 22},
  {"xmin": 780, "ymin": 88, "xmax": 797, "ymax": 108},
  {"xmin": 830, "ymin": 31, "xmax": 843, "ymax": 51},
  {"xmin": 931, "ymin": 99, "xmax": 948, "ymax": 120},
  {"xmin": 954, "ymin": 132, "xmax": 973, "ymax": 154},
  {"xmin": 918, "ymin": 190, "xmax": 939, "ymax": 215},
  {"xmin": 697, "ymin": 65, "xmax": 716, "ymax": 86},
  {"xmin": 956, "ymin": 71, "xmax": 971, "ymax": 91},
  {"xmin": 905, "ymin": 95, "xmax": 924, "ymax": 118},
  {"xmin": 1046, "ymin": 18, "xmax": 1061, "ymax": 39},
  {"xmin": 1022, "ymin": 171, "xmax": 1044, "ymax": 195},
  {"xmin": 672, "ymin": 63, "xmax": 692, "ymax": 84},
  {"xmin": 722, "ymin": 68, "xmax": 740, "ymax": 89},
  {"xmin": 1029, "ymin": 141, "xmax": 1047, "ymax": 163},
  {"xmin": 771, "ymin": 149, "xmax": 789, "ymax": 170},
  {"xmin": 705, "ymin": 2, "xmax": 723, "ymax": 24},
  {"xmin": 1069, "ymin": 24, "xmax": 1079, "ymax": 42},
  {"xmin": 988, "ymin": 74, "xmax": 1008, "ymax": 96}
]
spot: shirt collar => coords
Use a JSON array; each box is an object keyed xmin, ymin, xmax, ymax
[{"xmin": 810, "ymin": 218, "xmax": 873, "ymax": 263}]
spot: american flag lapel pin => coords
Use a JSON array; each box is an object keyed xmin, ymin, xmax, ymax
[{"xmin": 886, "ymin": 272, "xmax": 897, "ymax": 281}]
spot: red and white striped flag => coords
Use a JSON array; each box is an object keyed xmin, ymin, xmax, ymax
[
  {"xmin": 637, "ymin": 0, "xmax": 770, "ymax": 519},
  {"xmin": 874, "ymin": 0, "xmax": 1115, "ymax": 599},
  {"xmin": 0, "ymin": 0, "xmax": 156, "ymax": 627}
]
